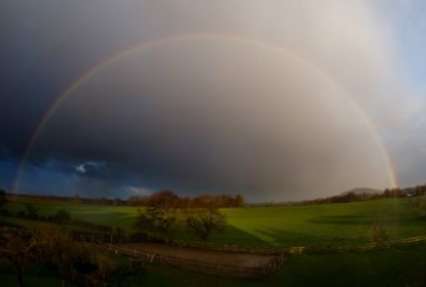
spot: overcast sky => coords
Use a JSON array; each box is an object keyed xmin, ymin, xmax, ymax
[{"xmin": 1, "ymin": 0, "xmax": 426, "ymax": 201}]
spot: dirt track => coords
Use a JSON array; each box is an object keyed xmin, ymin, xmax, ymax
[{"xmin": 108, "ymin": 243, "xmax": 283, "ymax": 277}]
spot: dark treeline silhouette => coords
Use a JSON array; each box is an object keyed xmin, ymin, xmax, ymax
[
  {"xmin": 3, "ymin": 190, "xmax": 245, "ymax": 208},
  {"xmin": 128, "ymin": 190, "xmax": 245, "ymax": 208},
  {"xmin": 304, "ymin": 184, "xmax": 426, "ymax": 206},
  {"xmin": 293, "ymin": 184, "xmax": 426, "ymax": 206},
  {"xmin": 383, "ymin": 185, "xmax": 426, "ymax": 198},
  {"xmin": 2, "ymin": 183, "xmax": 426, "ymax": 208},
  {"xmin": 248, "ymin": 184, "xmax": 426, "ymax": 207},
  {"xmin": 4, "ymin": 192, "xmax": 128, "ymax": 206}
]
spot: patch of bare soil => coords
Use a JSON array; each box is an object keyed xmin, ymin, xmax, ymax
[{"xmin": 110, "ymin": 243, "xmax": 283, "ymax": 277}]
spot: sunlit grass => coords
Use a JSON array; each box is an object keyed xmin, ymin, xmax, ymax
[{"xmin": 4, "ymin": 197, "xmax": 426, "ymax": 248}]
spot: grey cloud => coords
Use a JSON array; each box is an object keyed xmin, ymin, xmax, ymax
[
  {"xmin": 24, "ymin": 36, "xmax": 394, "ymax": 201},
  {"xmin": 140, "ymin": 0, "xmax": 412, "ymax": 126},
  {"xmin": 75, "ymin": 161, "xmax": 106, "ymax": 175},
  {"xmin": 12, "ymin": 0, "xmax": 424, "ymax": 200}
]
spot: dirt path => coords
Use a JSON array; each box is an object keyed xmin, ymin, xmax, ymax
[
  {"xmin": 104, "ymin": 235, "xmax": 426, "ymax": 277},
  {"xmin": 107, "ymin": 243, "xmax": 283, "ymax": 277}
]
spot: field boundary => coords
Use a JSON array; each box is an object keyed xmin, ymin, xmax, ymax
[
  {"xmin": 103, "ymin": 243, "xmax": 286, "ymax": 278},
  {"xmin": 297, "ymin": 234, "xmax": 426, "ymax": 254}
]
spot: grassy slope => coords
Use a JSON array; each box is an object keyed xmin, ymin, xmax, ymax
[
  {"xmin": 2, "ymin": 197, "xmax": 426, "ymax": 286},
  {"xmin": 221, "ymin": 198, "xmax": 426, "ymax": 247},
  {"xmin": 4, "ymin": 197, "xmax": 426, "ymax": 248}
]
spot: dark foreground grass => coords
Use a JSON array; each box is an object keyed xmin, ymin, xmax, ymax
[
  {"xmin": 104, "ymin": 243, "xmax": 426, "ymax": 287},
  {"xmin": 3, "ymin": 243, "xmax": 424, "ymax": 287},
  {"xmin": 0, "ymin": 260, "xmax": 70, "ymax": 287},
  {"xmin": 1, "ymin": 197, "xmax": 426, "ymax": 286}
]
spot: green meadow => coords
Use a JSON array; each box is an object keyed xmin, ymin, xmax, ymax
[
  {"xmin": 4, "ymin": 197, "xmax": 426, "ymax": 249},
  {"xmin": 1, "ymin": 196, "xmax": 426, "ymax": 286}
]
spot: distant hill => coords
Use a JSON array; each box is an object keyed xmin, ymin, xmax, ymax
[{"xmin": 342, "ymin": 187, "xmax": 382, "ymax": 196}]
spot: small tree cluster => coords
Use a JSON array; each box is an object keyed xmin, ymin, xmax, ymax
[
  {"xmin": 14, "ymin": 205, "xmax": 72, "ymax": 224},
  {"xmin": 17, "ymin": 203, "xmax": 39, "ymax": 219},
  {"xmin": 186, "ymin": 209, "xmax": 226, "ymax": 241},
  {"xmin": 133, "ymin": 206, "xmax": 227, "ymax": 242},
  {"xmin": 128, "ymin": 190, "xmax": 245, "ymax": 208},
  {"xmin": 134, "ymin": 207, "xmax": 176, "ymax": 240},
  {"xmin": 0, "ymin": 226, "xmax": 119, "ymax": 287},
  {"xmin": 0, "ymin": 228, "xmax": 34, "ymax": 287},
  {"xmin": 51, "ymin": 209, "xmax": 72, "ymax": 224}
]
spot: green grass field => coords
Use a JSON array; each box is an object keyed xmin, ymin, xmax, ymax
[
  {"xmin": 2, "ymin": 197, "xmax": 426, "ymax": 286},
  {"xmin": 3, "ymin": 197, "xmax": 426, "ymax": 248}
]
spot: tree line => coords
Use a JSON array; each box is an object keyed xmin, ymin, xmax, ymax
[
  {"xmin": 1, "ymin": 188, "xmax": 228, "ymax": 244},
  {"xmin": 298, "ymin": 184, "xmax": 426, "ymax": 205},
  {"xmin": 1, "ymin": 189, "xmax": 245, "ymax": 208},
  {"xmin": 127, "ymin": 190, "xmax": 245, "ymax": 208},
  {"xmin": 2, "ymin": 183, "xmax": 426, "ymax": 209}
]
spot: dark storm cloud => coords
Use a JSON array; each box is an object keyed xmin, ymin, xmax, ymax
[
  {"xmin": 0, "ymin": 0, "xmax": 147, "ymax": 156},
  {"xmin": 2, "ymin": 0, "xmax": 424, "ymax": 200},
  {"xmin": 22, "ymin": 36, "xmax": 394, "ymax": 201}
]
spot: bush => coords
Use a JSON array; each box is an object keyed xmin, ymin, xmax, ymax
[
  {"xmin": 134, "ymin": 207, "xmax": 177, "ymax": 241},
  {"xmin": 32, "ymin": 226, "xmax": 118, "ymax": 286},
  {"xmin": 24, "ymin": 203, "xmax": 39, "ymax": 219},
  {"xmin": 371, "ymin": 223, "xmax": 389, "ymax": 247},
  {"xmin": 0, "ymin": 228, "xmax": 34, "ymax": 287},
  {"xmin": 52, "ymin": 209, "xmax": 71, "ymax": 224},
  {"xmin": 186, "ymin": 209, "xmax": 226, "ymax": 241}
]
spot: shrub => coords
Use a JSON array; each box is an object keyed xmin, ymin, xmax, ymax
[
  {"xmin": 52, "ymin": 209, "xmax": 71, "ymax": 224},
  {"xmin": 371, "ymin": 223, "xmax": 389, "ymax": 247},
  {"xmin": 134, "ymin": 207, "xmax": 177, "ymax": 240},
  {"xmin": 0, "ymin": 229, "xmax": 34, "ymax": 287},
  {"xmin": 186, "ymin": 209, "xmax": 226, "ymax": 241},
  {"xmin": 32, "ymin": 226, "xmax": 118, "ymax": 286},
  {"xmin": 24, "ymin": 203, "xmax": 39, "ymax": 219}
]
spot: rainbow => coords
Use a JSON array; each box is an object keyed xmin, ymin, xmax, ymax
[{"xmin": 15, "ymin": 33, "xmax": 399, "ymax": 192}]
